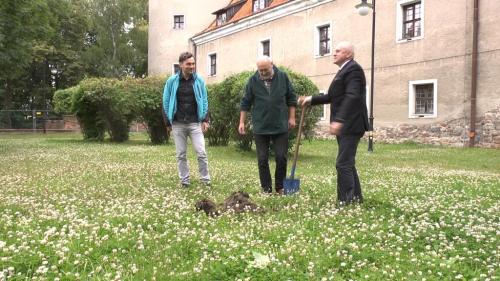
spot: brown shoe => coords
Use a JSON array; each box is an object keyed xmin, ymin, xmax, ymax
[{"xmin": 276, "ymin": 188, "xmax": 284, "ymax": 196}]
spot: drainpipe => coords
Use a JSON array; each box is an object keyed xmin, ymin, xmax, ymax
[
  {"xmin": 190, "ymin": 38, "xmax": 197, "ymax": 70},
  {"xmin": 468, "ymin": 0, "xmax": 479, "ymax": 147}
]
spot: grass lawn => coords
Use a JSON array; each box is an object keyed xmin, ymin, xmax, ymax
[{"xmin": 0, "ymin": 132, "xmax": 498, "ymax": 280}]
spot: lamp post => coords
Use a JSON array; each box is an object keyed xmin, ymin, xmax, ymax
[
  {"xmin": 356, "ymin": 0, "xmax": 375, "ymax": 152},
  {"xmin": 47, "ymin": 66, "xmax": 57, "ymax": 134}
]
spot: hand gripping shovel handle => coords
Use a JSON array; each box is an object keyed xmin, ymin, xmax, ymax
[{"xmin": 290, "ymin": 105, "xmax": 310, "ymax": 179}]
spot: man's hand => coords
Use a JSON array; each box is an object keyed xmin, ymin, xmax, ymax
[
  {"xmin": 202, "ymin": 122, "xmax": 210, "ymax": 133},
  {"xmin": 298, "ymin": 96, "xmax": 312, "ymax": 107},
  {"xmin": 288, "ymin": 117, "xmax": 296, "ymax": 130},
  {"xmin": 329, "ymin": 122, "xmax": 343, "ymax": 135},
  {"xmin": 238, "ymin": 123, "xmax": 246, "ymax": 135}
]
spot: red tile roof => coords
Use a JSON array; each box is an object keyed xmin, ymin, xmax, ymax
[{"xmin": 202, "ymin": 0, "xmax": 292, "ymax": 33}]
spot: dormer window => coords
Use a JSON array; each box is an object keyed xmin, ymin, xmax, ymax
[
  {"xmin": 253, "ymin": 0, "xmax": 272, "ymax": 13},
  {"xmin": 216, "ymin": 13, "xmax": 227, "ymax": 26},
  {"xmin": 214, "ymin": 1, "xmax": 245, "ymax": 26}
]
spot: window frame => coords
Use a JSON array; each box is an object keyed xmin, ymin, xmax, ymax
[
  {"xmin": 207, "ymin": 52, "xmax": 217, "ymax": 77},
  {"xmin": 173, "ymin": 15, "xmax": 185, "ymax": 30},
  {"xmin": 253, "ymin": 0, "xmax": 272, "ymax": 13},
  {"xmin": 259, "ymin": 38, "xmax": 271, "ymax": 57},
  {"xmin": 314, "ymin": 22, "xmax": 332, "ymax": 58},
  {"xmin": 396, "ymin": 0, "xmax": 424, "ymax": 43},
  {"xmin": 408, "ymin": 79, "xmax": 437, "ymax": 118}
]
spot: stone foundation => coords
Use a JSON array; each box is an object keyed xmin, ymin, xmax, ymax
[{"xmin": 314, "ymin": 105, "xmax": 500, "ymax": 149}]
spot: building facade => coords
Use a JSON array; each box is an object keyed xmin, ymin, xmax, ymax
[{"xmin": 149, "ymin": 0, "xmax": 500, "ymax": 148}]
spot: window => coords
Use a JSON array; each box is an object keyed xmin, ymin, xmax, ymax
[
  {"xmin": 227, "ymin": 3, "xmax": 243, "ymax": 19},
  {"xmin": 408, "ymin": 79, "xmax": 437, "ymax": 118},
  {"xmin": 173, "ymin": 64, "xmax": 180, "ymax": 74},
  {"xmin": 261, "ymin": 40, "xmax": 270, "ymax": 56},
  {"xmin": 253, "ymin": 0, "xmax": 272, "ymax": 13},
  {"xmin": 174, "ymin": 15, "xmax": 184, "ymax": 29},
  {"xmin": 314, "ymin": 23, "xmax": 332, "ymax": 57},
  {"xmin": 216, "ymin": 13, "xmax": 227, "ymax": 26},
  {"xmin": 403, "ymin": 2, "xmax": 421, "ymax": 38},
  {"xmin": 215, "ymin": 2, "xmax": 244, "ymax": 26},
  {"xmin": 415, "ymin": 84, "xmax": 433, "ymax": 114},
  {"xmin": 319, "ymin": 25, "xmax": 330, "ymax": 56},
  {"xmin": 208, "ymin": 53, "xmax": 217, "ymax": 76},
  {"xmin": 396, "ymin": 0, "xmax": 424, "ymax": 42}
]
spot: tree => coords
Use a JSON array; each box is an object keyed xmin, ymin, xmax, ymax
[
  {"xmin": 82, "ymin": 0, "xmax": 148, "ymax": 78},
  {"xmin": 0, "ymin": 0, "xmax": 51, "ymax": 127}
]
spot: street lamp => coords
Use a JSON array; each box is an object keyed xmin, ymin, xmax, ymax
[
  {"xmin": 356, "ymin": 0, "xmax": 375, "ymax": 152},
  {"xmin": 45, "ymin": 66, "xmax": 57, "ymax": 134}
]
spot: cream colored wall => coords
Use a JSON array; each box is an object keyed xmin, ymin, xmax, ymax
[
  {"xmin": 193, "ymin": 0, "xmax": 500, "ymax": 126},
  {"xmin": 475, "ymin": 0, "xmax": 500, "ymax": 119},
  {"xmin": 148, "ymin": 0, "xmax": 228, "ymax": 76}
]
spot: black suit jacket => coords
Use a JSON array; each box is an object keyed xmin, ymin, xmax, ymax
[{"xmin": 311, "ymin": 60, "xmax": 369, "ymax": 136}]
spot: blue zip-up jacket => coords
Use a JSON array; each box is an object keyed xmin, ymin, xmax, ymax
[{"xmin": 163, "ymin": 72, "xmax": 209, "ymax": 125}]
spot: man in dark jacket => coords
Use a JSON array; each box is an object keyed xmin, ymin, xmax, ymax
[
  {"xmin": 239, "ymin": 56, "xmax": 297, "ymax": 195},
  {"xmin": 300, "ymin": 41, "xmax": 369, "ymax": 205}
]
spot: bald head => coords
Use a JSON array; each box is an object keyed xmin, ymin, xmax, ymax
[
  {"xmin": 333, "ymin": 41, "xmax": 355, "ymax": 66},
  {"xmin": 256, "ymin": 55, "xmax": 274, "ymax": 79}
]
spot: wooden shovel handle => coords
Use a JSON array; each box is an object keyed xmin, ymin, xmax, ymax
[{"xmin": 290, "ymin": 105, "xmax": 310, "ymax": 178}]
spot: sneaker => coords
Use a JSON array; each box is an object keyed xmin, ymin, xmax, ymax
[
  {"xmin": 181, "ymin": 183, "xmax": 190, "ymax": 188},
  {"xmin": 202, "ymin": 181, "xmax": 211, "ymax": 187}
]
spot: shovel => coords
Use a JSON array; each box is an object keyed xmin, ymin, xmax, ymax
[{"xmin": 284, "ymin": 105, "xmax": 310, "ymax": 195}]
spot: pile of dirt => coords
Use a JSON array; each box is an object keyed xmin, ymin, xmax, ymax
[{"xmin": 195, "ymin": 191, "xmax": 264, "ymax": 217}]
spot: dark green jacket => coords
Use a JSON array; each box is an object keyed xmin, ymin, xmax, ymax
[{"xmin": 241, "ymin": 67, "xmax": 297, "ymax": 134}]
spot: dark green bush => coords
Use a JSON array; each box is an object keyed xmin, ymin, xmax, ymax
[
  {"xmin": 53, "ymin": 86, "xmax": 80, "ymax": 114},
  {"xmin": 71, "ymin": 81, "xmax": 105, "ymax": 141},
  {"xmin": 206, "ymin": 71, "xmax": 254, "ymax": 147},
  {"xmin": 73, "ymin": 78, "xmax": 137, "ymax": 142},
  {"xmin": 129, "ymin": 76, "xmax": 170, "ymax": 144}
]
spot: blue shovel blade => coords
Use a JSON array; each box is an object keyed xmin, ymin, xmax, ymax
[{"xmin": 283, "ymin": 178, "xmax": 300, "ymax": 195}]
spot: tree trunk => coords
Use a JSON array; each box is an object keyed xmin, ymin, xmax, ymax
[{"xmin": 1, "ymin": 81, "xmax": 13, "ymax": 128}]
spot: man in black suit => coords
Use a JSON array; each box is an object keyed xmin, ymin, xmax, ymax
[{"xmin": 300, "ymin": 41, "xmax": 369, "ymax": 205}]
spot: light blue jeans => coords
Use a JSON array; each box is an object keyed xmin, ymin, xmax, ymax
[{"xmin": 171, "ymin": 122, "xmax": 210, "ymax": 185}]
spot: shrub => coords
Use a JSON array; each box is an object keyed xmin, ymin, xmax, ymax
[
  {"xmin": 73, "ymin": 78, "xmax": 137, "ymax": 142},
  {"xmin": 71, "ymin": 81, "xmax": 105, "ymax": 141},
  {"xmin": 130, "ymin": 76, "xmax": 170, "ymax": 144},
  {"xmin": 53, "ymin": 86, "xmax": 80, "ymax": 114},
  {"xmin": 206, "ymin": 71, "xmax": 254, "ymax": 147}
]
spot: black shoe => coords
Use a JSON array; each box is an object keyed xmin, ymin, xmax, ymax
[
  {"xmin": 181, "ymin": 183, "xmax": 190, "ymax": 188},
  {"xmin": 261, "ymin": 188, "xmax": 272, "ymax": 195}
]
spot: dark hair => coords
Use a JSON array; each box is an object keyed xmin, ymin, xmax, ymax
[{"xmin": 178, "ymin": 52, "xmax": 194, "ymax": 63}]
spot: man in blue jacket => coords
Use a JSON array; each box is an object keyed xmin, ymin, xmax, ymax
[
  {"xmin": 239, "ymin": 56, "xmax": 297, "ymax": 195},
  {"xmin": 163, "ymin": 52, "xmax": 210, "ymax": 187}
]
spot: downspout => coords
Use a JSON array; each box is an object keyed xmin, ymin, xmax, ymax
[
  {"xmin": 468, "ymin": 0, "xmax": 479, "ymax": 147},
  {"xmin": 190, "ymin": 38, "xmax": 197, "ymax": 71}
]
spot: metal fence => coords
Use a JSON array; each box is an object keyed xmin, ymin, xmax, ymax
[
  {"xmin": 0, "ymin": 110, "xmax": 147, "ymax": 133},
  {"xmin": 0, "ymin": 110, "xmax": 73, "ymax": 133}
]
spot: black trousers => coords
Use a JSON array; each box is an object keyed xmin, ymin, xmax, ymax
[
  {"xmin": 336, "ymin": 134, "xmax": 363, "ymax": 204},
  {"xmin": 254, "ymin": 132, "xmax": 288, "ymax": 193}
]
